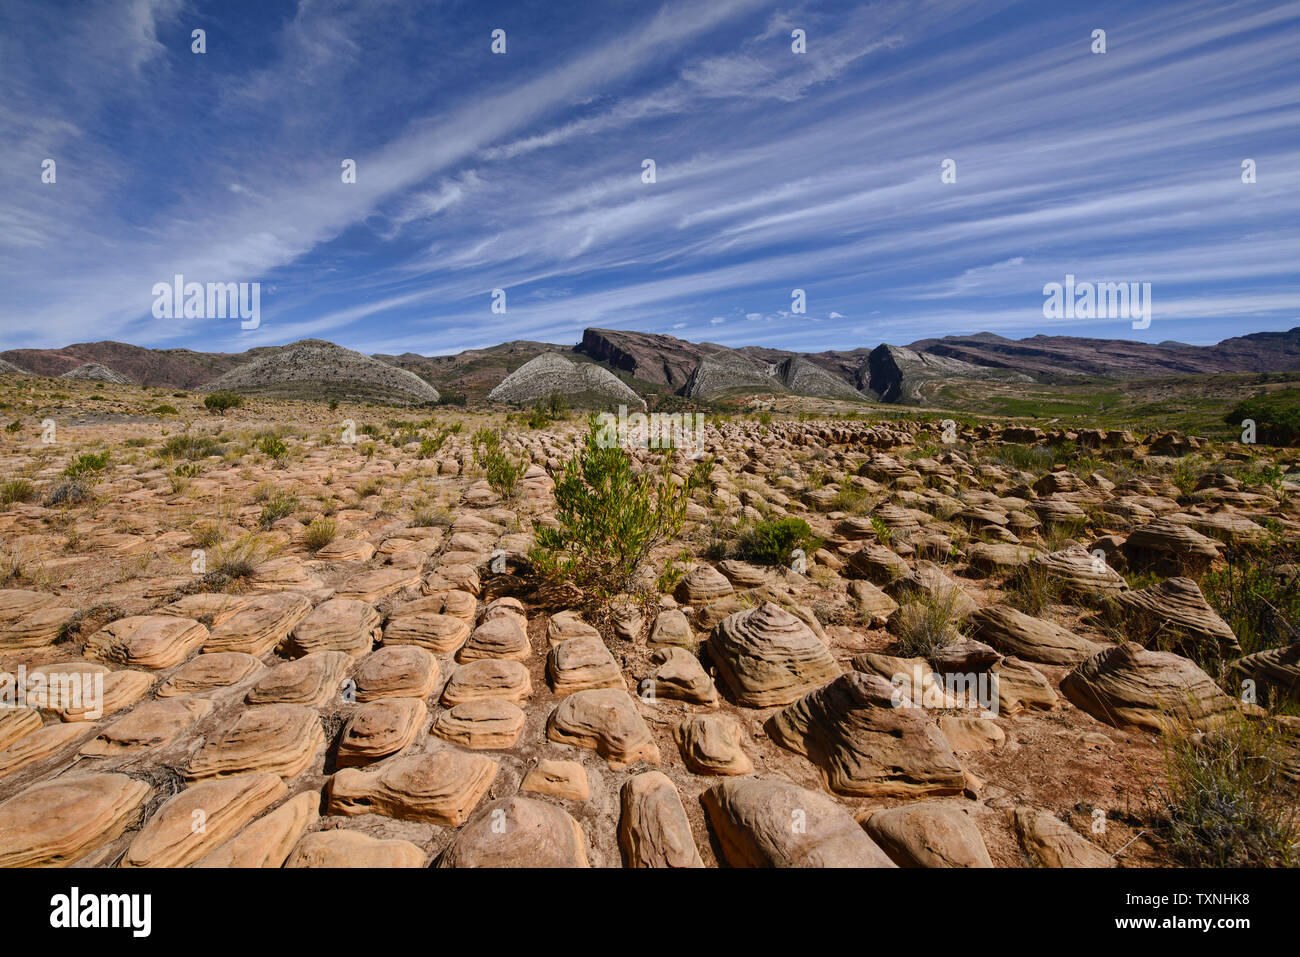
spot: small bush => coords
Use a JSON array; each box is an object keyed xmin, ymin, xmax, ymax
[
  {"xmin": 150, "ymin": 404, "xmax": 179, "ymax": 415},
  {"xmin": 473, "ymin": 429, "xmax": 527, "ymax": 501},
  {"xmin": 1158, "ymin": 716, "xmax": 1298, "ymax": 867},
  {"xmin": 1004, "ymin": 562, "xmax": 1063, "ymax": 616},
  {"xmin": 5, "ymin": 420, "xmax": 22, "ymax": 433},
  {"xmin": 258, "ymin": 491, "xmax": 299, "ymax": 529},
  {"xmin": 1227, "ymin": 393, "xmax": 1300, "ymax": 447},
  {"xmin": 157, "ymin": 434, "xmax": 222, "ymax": 461},
  {"xmin": 530, "ymin": 418, "xmax": 695, "ymax": 600},
  {"xmin": 303, "ymin": 517, "xmax": 338, "ymax": 552},
  {"xmin": 44, "ymin": 477, "xmax": 94, "ymax": 506},
  {"xmin": 62, "ymin": 450, "xmax": 111, "ymax": 478},
  {"xmin": 210, "ymin": 535, "xmax": 264, "ymax": 580},
  {"xmin": 257, "ymin": 434, "xmax": 288, "ymax": 460},
  {"xmin": 412, "ymin": 506, "xmax": 453, "ymax": 527},
  {"xmin": 736, "ymin": 517, "xmax": 821, "ymax": 568},
  {"xmin": 1, "ymin": 479, "xmax": 36, "ymax": 505},
  {"xmin": 892, "ymin": 588, "xmax": 963, "ymax": 660},
  {"xmin": 203, "ymin": 392, "xmax": 244, "ymax": 415}
]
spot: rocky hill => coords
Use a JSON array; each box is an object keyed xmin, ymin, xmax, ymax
[
  {"xmin": 200, "ymin": 339, "xmax": 440, "ymax": 404},
  {"xmin": 908, "ymin": 328, "xmax": 1300, "ymax": 380},
  {"xmin": 4, "ymin": 325, "xmax": 1298, "ymax": 407},
  {"xmin": 862, "ymin": 344, "xmax": 1032, "ymax": 403},
  {"xmin": 486, "ymin": 352, "xmax": 647, "ymax": 409},
  {"xmin": 0, "ymin": 341, "xmax": 262, "ymax": 388},
  {"xmin": 59, "ymin": 362, "xmax": 133, "ymax": 385},
  {"xmin": 0, "ymin": 357, "xmax": 30, "ymax": 375}
]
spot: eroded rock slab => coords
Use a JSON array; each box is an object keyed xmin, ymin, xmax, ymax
[
  {"xmin": 767, "ymin": 671, "xmax": 966, "ymax": 798},
  {"xmin": 328, "ymin": 749, "xmax": 497, "ymax": 826},
  {"xmin": 702, "ymin": 777, "xmax": 896, "ymax": 867},
  {"xmin": 710, "ymin": 601, "xmax": 840, "ymax": 708}
]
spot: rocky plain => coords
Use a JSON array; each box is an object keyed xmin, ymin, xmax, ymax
[{"xmin": 0, "ymin": 374, "xmax": 1297, "ymax": 869}]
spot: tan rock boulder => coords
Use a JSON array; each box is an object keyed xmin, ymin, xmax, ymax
[
  {"xmin": 547, "ymin": 688, "xmax": 661, "ymax": 769},
  {"xmin": 0, "ymin": 708, "xmax": 42, "ymax": 752},
  {"xmin": 864, "ymin": 802, "xmax": 994, "ymax": 868},
  {"xmin": 382, "ymin": 611, "xmax": 471, "ymax": 654},
  {"xmin": 1111, "ymin": 577, "xmax": 1240, "ymax": 656},
  {"xmin": 437, "ymin": 796, "xmax": 588, "ymax": 868},
  {"xmin": 640, "ymin": 646, "xmax": 718, "ymax": 706},
  {"xmin": 1031, "ymin": 545, "xmax": 1128, "ymax": 600},
  {"xmin": 186, "ymin": 704, "xmax": 325, "ymax": 780},
  {"xmin": 1013, "ymin": 807, "xmax": 1114, "ymax": 867},
  {"xmin": 335, "ymin": 566, "xmax": 421, "ymax": 603},
  {"xmin": 619, "ymin": 771, "xmax": 704, "ymax": 868},
  {"xmin": 767, "ymin": 671, "xmax": 966, "ymax": 798},
  {"xmin": 441, "ymin": 658, "xmax": 532, "ymax": 706},
  {"xmin": 84, "ymin": 615, "xmax": 208, "ymax": 669},
  {"xmin": 547, "ymin": 634, "xmax": 626, "ymax": 695},
  {"xmin": 432, "ymin": 698, "xmax": 526, "ymax": 749},
  {"xmin": 286, "ymin": 597, "xmax": 381, "ymax": 658},
  {"xmin": 246, "ymin": 650, "xmax": 351, "ymax": 707},
  {"xmin": 329, "ymin": 749, "xmax": 497, "ymax": 826},
  {"xmin": 203, "ymin": 592, "xmax": 313, "ymax": 656},
  {"xmin": 702, "ymin": 776, "xmax": 896, "ymax": 867},
  {"xmin": 456, "ymin": 616, "xmax": 531, "ymax": 662},
  {"xmin": 521, "ymin": 759, "xmax": 591, "ymax": 801},
  {"xmin": 675, "ymin": 565, "xmax": 734, "ymax": 604},
  {"xmin": 674, "ymin": 713, "xmax": 753, "ymax": 775},
  {"xmin": 0, "ymin": 723, "xmax": 93, "ymax": 779},
  {"xmin": 285, "ymin": 829, "xmax": 426, "ymax": 867},
  {"xmin": 155, "ymin": 651, "xmax": 264, "ymax": 698},
  {"xmin": 81, "ymin": 698, "xmax": 213, "ymax": 756},
  {"xmin": 967, "ymin": 604, "xmax": 1106, "ymax": 666},
  {"xmin": 194, "ymin": 791, "xmax": 320, "ymax": 868},
  {"xmin": 351, "ymin": 645, "xmax": 439, "ymax": 701},
  {"xmin": 710, "ymin": 601, "xmax": 840, "ymax": 708},
  {"xmin": 0, "ymin": 589, "xmax": 76, "ymax": 650},
  {"xmin": 0, "ymin": 773, "xmax": 151, "ymax": 867},
  {"xmin": 123, "ymin": 773, "xmax": 287, "ymax": 867},
  {"xmin": 336, "ymin": 697, "xmax": 427, "ymax": 766},
  {"xmin": 1061, "ymin": 642, "xmax": 1238, "ymax": 731}
]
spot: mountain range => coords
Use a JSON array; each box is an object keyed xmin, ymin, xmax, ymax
[{"xmin": 4, "ymin": 326, "xmax": 1299, "ymax": 407}]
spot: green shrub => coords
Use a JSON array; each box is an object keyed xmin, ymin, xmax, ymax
[
  {"xmin": 530, "ymin": 418, "xmax": 695, "ymax": 599},
  {"xmin": 5, "ymin": 420, "xmax": 22, "ymax": 433},
  {"xmin": 473, "ymin": 429, "xmax": 526, "ymax": 501},
  {"xmin": 257, "ymin": 434, "xmax": 288, "ymax": 459},
  {"xmin": 303, "ymin": 517, "xmax": 338, "ymax": 552},
  {"xmin": 736, "ymin": 517, "xmax": 821, "ymax": 568},
  {"xmin": 157, "ymin": 434, "xmax": 222, "ymax": 460},
  {"xmin": 258, "ymin": 491, "xmax": 298, "ymax": 529},
  {"xmin": 62, "ymin": 451, "xmax": 111, "ymax": 478},
  {"xmin": 893, "ymin": 589, "xmax": 963, "ymax": 660},
  {"xmin": 1158, "ymin": 715, "xmax": 1298, "ymax": 867},
  {"xmin": 0, "ymin": 479, "xmax": 36, "ymax": 505},
  {"xmin": 1228, "ymin": 392, "xmax": 1300, "ymax": 446},
  {"xmin": 203, "ymin": 391, "xmax": 244, "ymax": 415},
  {"xmin": 149, "ymin": 404, "xmax": 179, "ymax": 415}
]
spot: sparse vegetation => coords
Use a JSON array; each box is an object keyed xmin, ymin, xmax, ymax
[
  {"xmin": 1157, "ymin": 716, "xmax": 1298, "ymax": 867},
  {"xmin": 531, "ymin": 418, "xmax": 695, "ymax": 601},
  {"xmin": 203, "ymin": 391, "xmax": 244, "ymax": 415},
  {"xmin": 303, "ymin": 517, "xmax": 338, "ymax": 552}
]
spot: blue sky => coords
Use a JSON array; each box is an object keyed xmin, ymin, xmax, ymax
[{"xmin": 2, "ymin": 0, "xmax": 1297, "ymax": 356}]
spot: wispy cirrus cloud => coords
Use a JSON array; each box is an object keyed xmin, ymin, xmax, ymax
[{"xmin": 0, "ymin": 0, "xmax": 1296, "ymax": 356}]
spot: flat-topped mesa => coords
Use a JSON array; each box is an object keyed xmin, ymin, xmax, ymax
[{"xmin": 487, "ymin": 351, "xmax": 646, "ymax": 409}]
